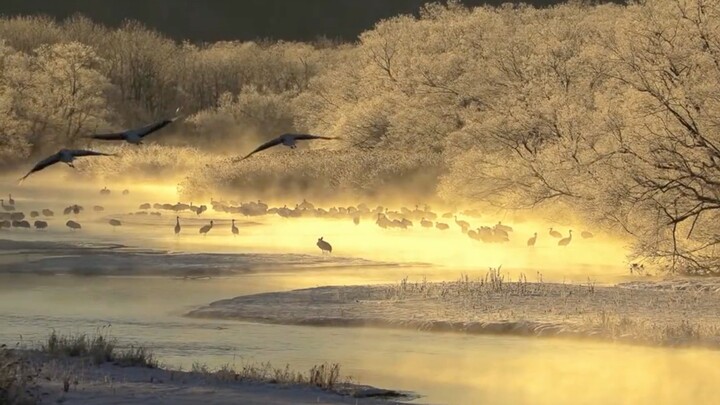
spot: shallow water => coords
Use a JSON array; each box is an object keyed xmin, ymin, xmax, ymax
[
  {"xmin": 2, "ymin": 273, "xmax": 720, "ymax": 405},
  {"xmin": 0, "ymin": 175, "xmax": 632, "ymax": 283},
  {"xmin": 2, "ymin": 180, "xmax": 711, "ymax": 404}
]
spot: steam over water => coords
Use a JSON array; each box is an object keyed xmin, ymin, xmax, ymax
[
  {"xmin": 2, "ymin": 1, "xmax": 720, "ymax": 402},
  {"xmin": 3, "ymin": 274, "xmax": 720, "ymax": 405},
  {"xmin": 2, "ymin": 178, "xmax": 714, "ymax": 404}
]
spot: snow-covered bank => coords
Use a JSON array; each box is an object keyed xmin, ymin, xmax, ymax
[
  {"xmin": 4, "ymin": 349, "xmax": 410, "ymax": 405},
  {"xmin": 186, "ymin": 278, "xmax": 720, "ymax": 348},
  {"xmin": 0, "ymin": 239, "xmax": 403, "ymax": 276}
]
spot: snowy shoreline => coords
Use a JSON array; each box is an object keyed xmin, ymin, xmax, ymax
[
  {"xmin": 3, "ymin": 349, "xmax": 411, "ymax": 405},
  {"xmin": 186, "ymin": 279, "xmax": 720, "ymax": 349}
]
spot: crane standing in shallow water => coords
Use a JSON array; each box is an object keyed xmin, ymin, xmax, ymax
[
  {"xmin": 0, "ymin": 200, "xmax": 14, "ymax": 211},
  {"xmin": 199, "ymin": 220, "xmax": 213, "ymax": 236},
  {"xmin": 454, "ymin": 215, "xmax": 469, "ymax": 233},
  {"xmin": 317, "ymin": 237, "xmax": 332, "ymax": 254},
  {"xmin": 174, "ymin": 217, "xmax": 181, "ymax": 235},
  {"xmin": 558, "ymin": 230, "xmax": 573, "ymax": 246},
  {"xmin": 527, "ymin": 232, "xmax": 537, "ymax": 247},
  {"xmin": 231, "ymin": 219, "xmax": 239, "ymax": 236}
]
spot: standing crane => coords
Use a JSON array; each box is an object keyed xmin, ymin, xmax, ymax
[
  {"xmin": 558, "ymin": 230, "xmax": 573, "ymax": 246},
  {"xmin": 317, "ymin": 237, "xmax": 332, "ymax": 254},
  {"xmin": 527, "ymin": 232, "xmax": 537, "ymax": 247}
]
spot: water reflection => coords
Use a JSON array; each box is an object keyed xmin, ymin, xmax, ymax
[
  {"xmin": 1, "ymin": 275, "xmax": 719, "ymax": 405},
  {"xmin": 0, "ymin": 176, "xmax": 631, "ymax": 283},
  {"xmin": 0, "ymin": 179, "xmax": 690, "ymax": 404}
]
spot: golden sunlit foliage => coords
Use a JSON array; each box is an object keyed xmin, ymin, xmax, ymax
[{"xmin": 1, "ymin": 0, "xmax": 720, "ymax": 273}]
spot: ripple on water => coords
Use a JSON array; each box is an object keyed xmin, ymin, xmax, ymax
[{"xmin": 0, "ymin": 238, "xmax": 409, "ymax": 276}]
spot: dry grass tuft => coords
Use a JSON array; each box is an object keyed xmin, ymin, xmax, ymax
[
  {"xmin": 586, "ymin": 312, "xmax": 720, "ymax": 347},
  {"xmin": 43, "ymin": 328, "xmax": 157, "ymax": 368},
  {"xmin": 372, "ymin": 270, "xmax": 720, "ymax": 347},
  {"xmin": 44, "ymin": 328, "xmax": 115, "ymax": 365},
  {"xmin": 190, "ymin": 360, "xmax": 347, "ymax": 390},
  {"xmin": 383, "ymin": 267, "xmax": 551, "ymax": 300},
  {"xmin": 113, "ymin": 346, "xmax": 157, "ymax": 368}
]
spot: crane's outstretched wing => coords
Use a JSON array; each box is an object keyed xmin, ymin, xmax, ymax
[
  {"xmin": 137, "ymin": 108, "xmax": 184, "ymax": 138},
  {"xmin": 18, "ymin": 153, "xmax": 61, "ymax": 182},
  {"xmin": 67, "ymin": 149, "xmax": 115, "ymax": 157},
  {"xmin": 88, "ymin": 109, "xmax": 183, "ymax": 141},
  {"xmin": 86, "ymin": 132, "xmax": 127, "ymax": 141},
  {"xmin": 137, "ymin": 118, "xmax": 174, "ymax": 138},
  {"xmin": 239, "ymin": 137, "xmax": 283, "ymax": 160},
  {"xmin": 292, "ymin": 134, "xmax": 340, "ymax": 141}
]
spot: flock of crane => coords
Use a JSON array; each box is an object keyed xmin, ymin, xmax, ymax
[
  {"xmin": 0, "ymin": 189, "xmax": 334, "ymax": 253},
  {"xmin": 204, "ymin": 198, "xmax": 589, "ymax": 247},
  {"xmin": 0, "ymin": 184, "xmax": 592, "ymax": 255},
  {"xmin": 16, "ymin": 108, "xmax": 341, "ymax": 183},
  {"xmin": 0, "ymin": 193, "xmax": 120, "ymax": 232},
  {"xmin": 3, "ymin": 107, "xmax": 598, "ymax": 255}
]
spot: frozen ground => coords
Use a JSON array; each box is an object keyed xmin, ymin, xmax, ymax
[
  {"xmin": 187, "ymin": 277, "xmax": 720, "ymax": 348},
  {"xmin": 9, "ymin": 350, "xmax": 409, "ymax": 405}
]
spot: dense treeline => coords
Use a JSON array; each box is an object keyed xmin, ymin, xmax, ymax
[{"xmin": 1, "ymin": 1, "xmax": 719, "ymax": 274}]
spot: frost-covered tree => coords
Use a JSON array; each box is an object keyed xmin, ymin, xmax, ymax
[
  {"xmin": 441, "ymin": 3, "xmax": 625, "ymax": 207},
  {"xmin": 17, "ymin": 41, "xmax": 113, "ymax": 150},
  {"xmin": 2, "ymin": 2, "xmax": 720, "ymax": 273},
  {"xmin": 100, "ymin": 21, "xmax": 181, "ymax": 120},
  {"xmin": 594, "ymin": 0, "xmax": 720, "ymax": 273},
  {"xmin": 188, "ymin": 87, "xmax": 296, "ymax": 151},
  {"xmin": 0, "ymin": 16, "xmax": 62, "ymax": 52},
  {"xmin": 0, "ymin": 41, "xmax": 32, "ymax": 163}
]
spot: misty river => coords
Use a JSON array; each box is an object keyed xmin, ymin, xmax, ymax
[
  {"xmin": 1, "ymin": 180, "xmax": 719, "ymax": 404},
  {"xmin": 2, "ymin": 269, "xmax": 720, "ymax": 404}
]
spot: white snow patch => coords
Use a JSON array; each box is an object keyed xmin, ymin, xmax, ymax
[
  {"xmin": 13, "ymin": 350, "xmax": 412, "ymax": 405},
  {"xmin": 186, "ymin": 281, "xmax": 720, "ymax": 348}
]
